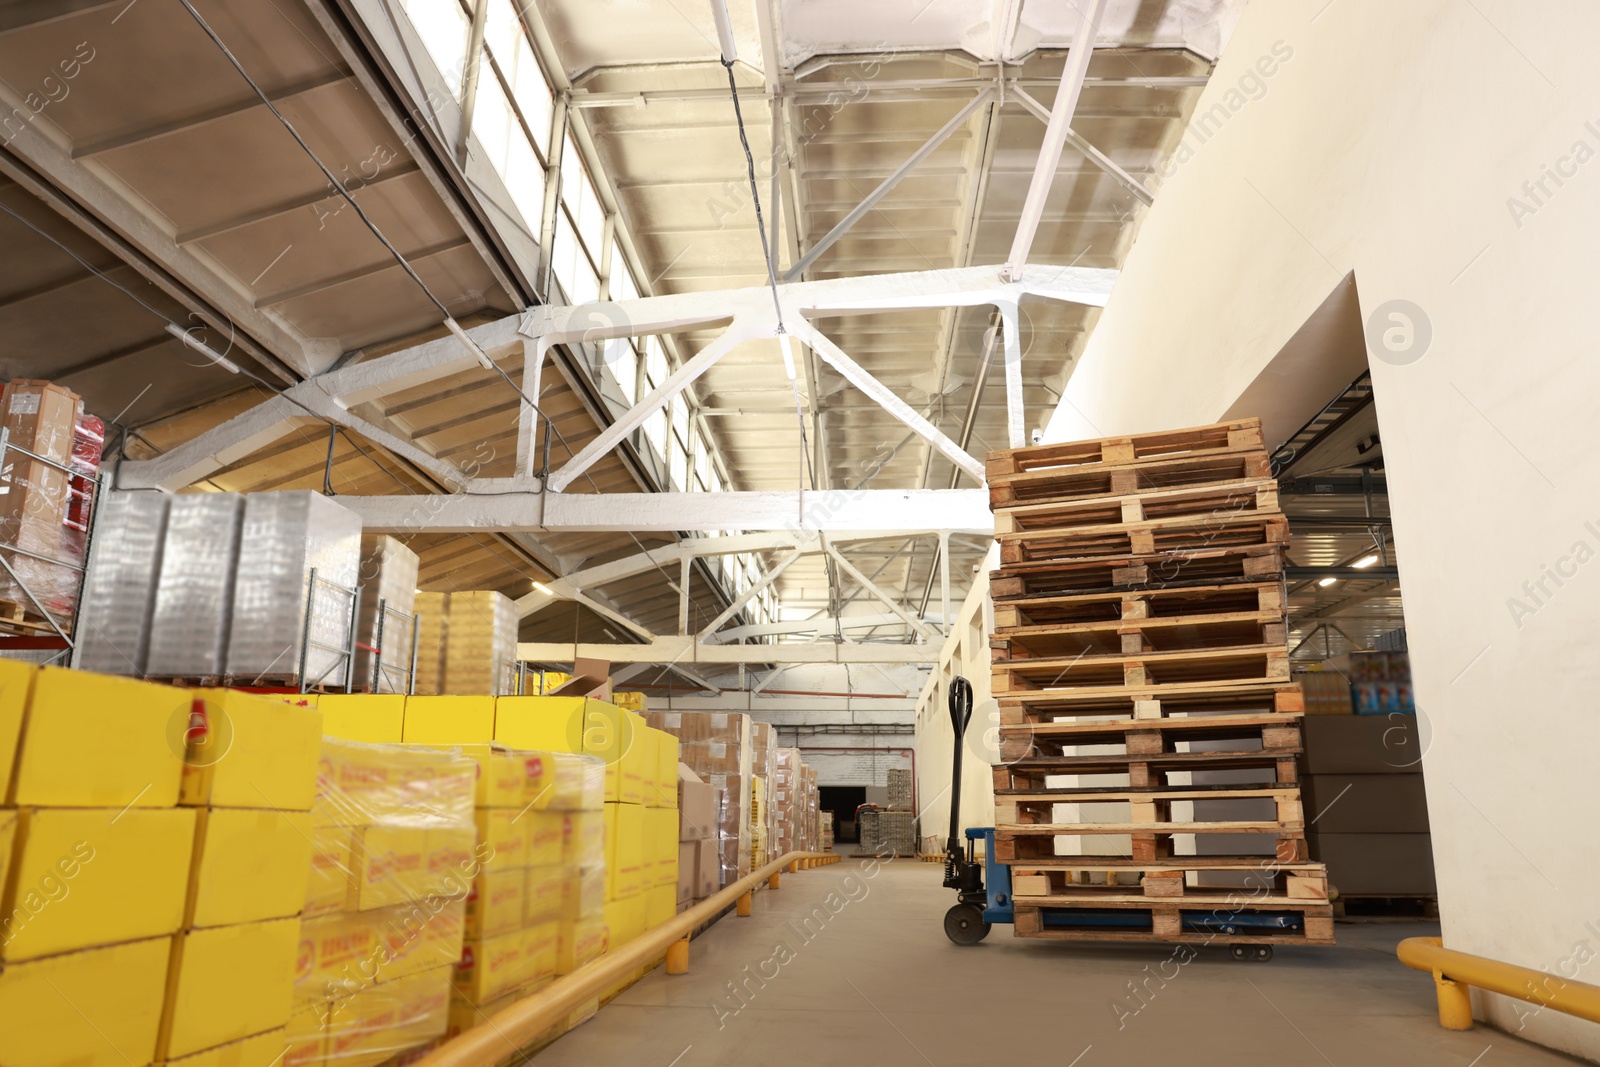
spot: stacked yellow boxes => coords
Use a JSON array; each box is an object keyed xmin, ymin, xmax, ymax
[
  {"xmin": 647, "ymin": 711, "xmax": 752, "ymax": 888},
  {"xmin": 641, "ymin": 728, "xmax": 679, "ymax": 934},
  {"xmin": 0, "ymin": 665, "xmax": 197, "ymax": 1067},
  {"xmin": 411, "ymin": 592, "xmax": 448, "ymax": 697},
  {"xmin": 443, "ymin": 747, "xmax": 605, "ymax": 1038},
  {"xmin": 443, "ymin": 592, "xmax": 519, "ymax": 696},
  {"xmin": 749, "ymin": 778, "xmax": 768, "ymax": 870},
  {"xmin": 611, "ymin": 691, "xmax": 647, "ymax": 714},
  {"xmin": 295, "ymin": 738, "xmax": 477, "ymax": 1067},
  {"xmin": 160, "ymin": 688, "xmax": 322, "ymax": 1064}
]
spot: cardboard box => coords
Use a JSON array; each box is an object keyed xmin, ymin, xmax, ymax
[
  {"xmin": 522, "ymin": 920, "xmax": 559, "ymax": 984},
  {"xmin": 1310, "ymin": 832, "xmax": 1437, "ymax": 896},
  {"xmin": 182, "ymin": 689, "xmax": 322, "ymax": 810},
  {"xmin": 304, "ymin": 825, "xmax": 355, "ymax": 917},
  {"xmin": 0, "ymin": 936, "xmax": 170, "ymax": 1067},
  {"xmin": 161, "ymin": 917, "xmax": 301, "ymax": 1060},
  {"xmin": 556, "ymin": 917, "xmax": 608, "ymax": 975},
  {"xmin": 188, "ymin": 807, "xmax": 315, "ymax": 927},
  {"xmin": 1300, "ymin": 714, "xmax": 1424, "ymax": 775},
  {"xmin": 164, "ymin": 1028, "xmax": 287, "ymax": 1067},
  {"xmin": 351, "ymin": 824, "xmax": 430, "ymax": 910},
  {"xmin": 655, "ymin": 732, "xmax": 680, "ymax": 809},
  {"xmin": 425, "ymin": 827, "xmax": 476, "ymax": 899},
  {"xmin": 562, "ymin": 864, "xmax": 604, "ymax": 922},
  {"xmin": 2, "ymin": 806, "xmax": 195, "ymax": 962},
  {"xmin": 644, "ymin": 883, "xmax": 676, "ymax": 929},
  {"xmin": 492, "ymin": 696, "xmax": 583, "ymax": 753},
  {"xmin": 605, "ymin": 803, "xmax": 643, "ymax": 899},
  {"xmin": 474, "ymin": 809, "xmax": 527, "ymax": 870},
  {"xmin": 625, "ymin": 724, "xmax": 652, "ymax": 806},
  {"xmin": 694, "ymin": 839, "xmax": 718, "ymax": 898},
  {"xmin": 10, "ymin": 667, "xmax": 187, "ymax": 808},
  {"xmin": 678, "ymin": 767, "xmax": 715, "ymax": 841},
  {"xmin": 297, "ymin": 901, "xmax": 466, "ymax": 990},
  {"xmin": 562, "ymin": 810, "xmax": 604, "ymax": 867},
  {"xmin": 1301, "ymin": 773, "xmax": 1431, "ymax": 834},
  {"xmin": 525, "ymin": 811, "xmax": 564, "ymax": 868},
  {"xmin": 402, "ymin": 696, "xmax": 496, "ymax": 745},
  {"xmin": 676, "ymin": 841, "xmax": 697, "ymax": 906},
  {"xmin": 319, "ymin": 694, "xmax": 406, "ymax": 744},
  {"xmin": 548, "ymin": 657, "xmax": 611, "ymax": 702},
  {"xmin": 644, "ymin": 807, "xmax": 678, "ymax": 888},
  {"xmin": 453, "ymin": 931, "xmax": 528, "ymax": 1006},
  {"xmin": 464, "ymin": 867, "xmax": 524, "ymax": 940},
  {"xmin": 523, "ymin": 864, "xmax": 566, "ymax": 925},
  {"xmin": 0, "ymin": 660, "xmax": 34, "ymax": 803}
]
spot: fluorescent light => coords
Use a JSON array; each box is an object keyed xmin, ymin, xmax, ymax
[
  {"xmin": 1318, "ymin": 576, "xmax": 1338, "ymax": 587},
  {"xmin": 778, "ymin": 333, "xmax": 797, "ymax": 381},
  {"xmin": 709, "ymin": 0, "xmax": 737, "ymax": 63},
  {"xmin": 1353, "ymin": 554, "xmax": 1379, "ymax": 569},
  {"xmin": 531, "ymin": 581, "xmax": 552, "ymax": 595}
]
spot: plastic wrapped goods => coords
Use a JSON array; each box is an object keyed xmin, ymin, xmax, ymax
[
  {"xmin": 226, "ymin": 492, "xmax": 363, "ymax": 688},
  {"xmin": 74, "ymin": 491, "xmax": 169, "ymax": 675},
  {"xmin": 146, "ymin": 494, "xmax": 245, "ymax": 679},
  {"xmin": 0, "ymin": 379, "xmax": 86, "ymax": 620},
  {"xmin": 647, "ymin": 711, "xmax": 751, "ymax": 886},
  {"xmin": 352, "ymin": 535, "xmax": 419, "ymax": 694}
]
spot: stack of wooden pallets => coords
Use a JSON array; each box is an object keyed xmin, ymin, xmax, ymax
[{"xmin": 986, "ymin": 418, "xmax": 1334, "ymax": 949}]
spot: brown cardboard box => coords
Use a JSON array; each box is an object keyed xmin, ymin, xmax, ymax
[
  {"xmin": 693, "ymin": 839, "xmax": 718, "ymax": 899},
  {"xmin": 1302, "ymin": 774, "xmax": 1431, "ymax": 833},
  {"xmin": 0, "ymin": 380, "xmax": 82, "ymax": 609},
  {"xmin": 1300, "ymin": 715, "xmax": 1424, "ymax": 774},
  {"xmin": 677, "ymin": 766, "xmax": 715, "ymax": 841},
  {"xmin": 676, "ymin": 841, "xmax": 697, "ymax": 906},
  {"xmin": 1309, "ymin": 832, "xmax": 1436, "ymax": 896}
]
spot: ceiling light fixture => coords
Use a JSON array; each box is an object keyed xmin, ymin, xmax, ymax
[
  {"xmin": 778, "ymin": 332, "xmax": 797, "ymax": 381},
  {"xmin": 1352, "ymin": 554, "xmax": 1379, "ymax": 569},
  {"xmin": 1318, "ymin": 576, "xmax": 1338, "ymax": 587},
  {"xmin": 531, "ymin": 581, "xmax": 552, "ymax": 595}
]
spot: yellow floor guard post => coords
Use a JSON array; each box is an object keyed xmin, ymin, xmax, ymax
[
  {"xmin": 666, "ymin": 938, "xmax": 689, "ymax": 976},
  {"xmin": 1398, "ymin": 936, "xmax": 1600, "ymax": 1032},
  {"xmin": 736, "ymin": 891, "xmax": 752, "ymax": 917},
  {"xmin": 769, "ymin": 872, "xmax": 780, "ymax": 889}
]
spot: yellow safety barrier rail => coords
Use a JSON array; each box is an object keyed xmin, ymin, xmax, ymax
[
  {"xmin": 417, "ymin": 850, "xmax": 842, "ymax": 1067},
  {"xmin": 1398, "ymin": 936, "xmax": 1600, "ymax": 1031}
]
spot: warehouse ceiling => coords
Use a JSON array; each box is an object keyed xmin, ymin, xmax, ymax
[{"xmin": 0, "ymin": 0, "xmax": 1246, "ymax": 691}]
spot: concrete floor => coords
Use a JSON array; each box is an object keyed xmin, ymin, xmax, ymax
[{"xmin": 538, "ymin": 858, "xmax": 1587, "ymax": 1067}]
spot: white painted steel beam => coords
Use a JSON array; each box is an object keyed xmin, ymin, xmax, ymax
[
  {"xmin": 824, "ymin": 544, "xmax": 936, "ymax": 640},
  {"xmin": 710, "ymin": 613, "xmax": 925, "ymax": 643},
  {"xmin": 518, "ymin": 639, "xmax": 933, "ymax": 665},
  {"xmin": 338, "ymin": 488, "xmax": 995, "ymax": 535},
  {"xmin": 1011, "ymin": 86, "xmax": 1154, "ymax": 207},
  {"xmin": 698, "ymin": 548, "xmax": 805, "ymax": 639},
  {"xmin": 1002, "ymin": 0, "xmax": 1110, "ymax": 281}
]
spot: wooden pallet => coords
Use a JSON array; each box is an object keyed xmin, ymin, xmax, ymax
[
  {"xmin": 990, "ymin": 543, "xmax": 1284, "ymax": 600},
  {"xmin": 999, "ymin": 679, "xmax": 1304, "ymax": 723},
  {"xmin": 992, "ymin": 581, "xmax": 1283, "ymax": 632},
  {"xmin": 996, "ymin": 750, "xmax": 1301, "ymax": 793},
  {"xmin": 987, "ymin": 418, "xmax": 1265, "ymax": 482},
  {"xmin": 997, "ymin": 711, "xmax": 1303, "ymax": 764},
  {"xmin": 997, "ymin": 510, "xmax": 1289, "ymax": 567},
  {"xmin": 995, "ymin": 824, "xmax": 1311, "ymax": 864},
  {"xmin": 989, "ymin": 448, "xmax": 1273, "ymax": 510},
  {"xmin": 995, "ymin": 784, "xmax": 1304, "ymax": 829},
  {"xmin": 1012, "ymin": 901, "xmax": 1334, "ymax": 945},
  {"xmin": 992, "ymin": 611, "xmax": 1285, "ymax": 661},
  {"xmin": 992, "ymin": 478, "xmax": 1279, "ymax": 537},
  {"xmin": 992, "ymin": 643, "xmax": 1291, "ymax": 694},
  {"xmin": 1011, "ymin": 867, "xmax": 1329, "ymax": 904}
]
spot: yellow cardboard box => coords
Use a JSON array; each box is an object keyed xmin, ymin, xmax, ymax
[
  {"xmin": 161, "ymin": 917, "xmax": 301, "ymax": 1060},
  {"xmin": 474, "ymin": 809, "xmax": 526, "ymax": 870},
  {"xmin": 188, "ymin": 808, "xmax": 314, "ymax": 928},
  {"xmin": 296, "ymin": 901, "xmax": 464, "ymax": 992},
  {"xmin": 562, "ymin": 810, "xmax": 604, "ymax": 867},
  {"xmin": 0, "ymin": 936, "xmax": 170, "ymax": 1067},
  {"xmin": 0, "ymin": 659, "xmax": 33, "ymax": 804},
  {"xmin": 523, "ymin": 864, "xmax": 566, "ymax": 925},
  {"xmin": 601, "ymin": 894, "xmax": 644, "ymax": 949},
  {"xmin": 1, "ymin": 807, "xmax": 194, "ymax": 962},
  {"xmin": 11, "ymin": 667, "xmax": 186, "ymax": 808},
  {"xmin": 182, "ymin": 689, "xmax": 321, "ymax": 811},
  {"xmin": 164, "ymin": 1028, "xmax": 287, "ymax": 1067},
  {"xmin": 351, "ymin": 825, "xmax": 430, "ymax": 910},
  {"xmin": 464, "ymin": 867, "xmax": 524, "ymax": 940},
  {"xmin": 402, "ymin": 696, "xmax": 496, "ymax": 745},
  {"xmin": 425, "ymin": 826, "xmax": 476, "ymax": 899},
  {"xmin": 521, "ymin": 920, "xmax": 559, "ymax": 984},
  {"xmin": 555, "ymin": 916, "xmax": 608, "ymax": 975},
  {"xmin": 644, "ymin": 883, "xmax": 677, "ymax": 930},
  {"xmin": 524, "ymin": 811, "xmax": 564, "ymax": 869},
  {"xmin": 452, "ymin": 931, "xmax": 526, "ymax": 1006},
  {"xmin": 644, "ymin": 808, "xmax": 679, "ymax": 889},
  {"xmin": 318, "ymin": 694, "xmax": 406, "ymax": 744},
  {"xmin": 655, "ymin": 731, "xmax": 680, "ymax": 809},
  {"xmin": 627, "ymin": 726, "xmax": 654, "ymax": 807},
  {"xmin": 0, "ymin": 810, "xmax": 15, "ymax": 901},
  {"xmin": 562, "ymin": 864, "xmax": 605, "ymax": 922},
  {"xmin": 492, "ymin": 696, "xmax": 581, "ymax": 752},
  {"xmin": 304, "ymin": 825, "xmax": 355, "ymax": 917}
]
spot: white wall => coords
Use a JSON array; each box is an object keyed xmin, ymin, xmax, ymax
[{"xmin": 1030, "ymin": 1, "xmax": 1600, "ymax": 1056}]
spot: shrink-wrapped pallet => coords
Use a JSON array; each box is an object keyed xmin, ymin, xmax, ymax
[
  {"xmin": 648, "ymin": 710, "xmax": 752, "ymax": 886},
  {"xmin": 74, "ymin": 491, "xmax": 169, "ymax": 675},
  {"xmin": 352, "ymin": 535, "xmax": 419, "ymax": 694},
  {"xmin": 225, "ymin": 492, "xmax": 362, "ymax": 688},
  {"xmin": 146, "ymin": 494, "xmax": 244, "ymax": 679},
  {"xmin": 0, "ymin": 379, "xmax": 85, "ymax": 619},
  {"xmin": 444, "ymin": 590, "xmax": 518, "ymax": 696}
]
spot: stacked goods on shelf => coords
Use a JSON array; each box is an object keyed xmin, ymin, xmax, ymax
[
  {"xmin": 227, "ymin": 492, "xmax": 364, "ymax": 689},
  {"xmin": 0, "ymin": 379, "xmax": 102, "ymax": 622},
  {"xmin": 646, "ymin": 712, "xmax": 751, "ymax": 887},
  {"xmin": 773, "ymin": 747, "xmax": 800, "ymax": 857},
  {"xmin": 886, "ymin": 768, "xmax": 913, "ymax": 809},
  {"xmin": 352, "ymin": 536, "xmax": 420, "ymax": 695},
  {"xmin": 749, "ymin": 778, "xmax": 768, "ymax": 869},
  {"xmin": 875, "ymin": 812, "xmax": 916, "ymax": 857},
  {"xmin": 1346, "ymin": 651, "xmax": 1414, "ymax": 715},
  {"xmin": 1298, "ymin": 667, "xmax": 1354, "ymax": 715},
  {"xmin": 612, "ymin": 691, "xmax": 647, "ymax": 714},
  {"xmin": 986, "ymin": 419, "xmax": 1333, "ymax": 947},
  {"xmin": 166, "ymin": 689, "xmax": 322, "ymax": 1064},
  {"xmin": 800, "ymin": 766, "xmax": 818, "ymax": 852},
  {"xmin": 676, "ymin": 768, "xmax": 718, "ymax": 912},
  {"xmin": 821, "ymin": 821, "xmax": 834, "ymax": 852},
  {"xmin": 0, "ymin": 666, "xmax": 321, "ymax": 1067},
  {"xmin": 750, "ymin": 722, "xmax": 777, "ymax": 868},
  {"xmin": 1299, "ymin": 715, "xmax": 1435, "ymax": 902},
  {"xmin": 410, "ymin": 592, "xmax": 520, "ymax": 696},
  {"xmin": 75, "ymin": 492, "xmax": 170, "ymax": 675},
  {"xmin": 145, "ymin": 494, "xmax": 246, "ymax": 681},
  {"xmin": 296, "ymin": 738, "xmax": 476, "ymax": 1067}
]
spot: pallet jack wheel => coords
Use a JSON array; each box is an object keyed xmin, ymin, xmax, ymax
[
  {"xmin": 1254, "ymin": 946, "xmax": 1274, "ymax": 962},
  {"xmin": 1230, "ymin": 945, "xmax": 1250, "ymax": 961},
  {"xmin": 944, "ymin": 903, "xmax": 990, "ymax": 945}
]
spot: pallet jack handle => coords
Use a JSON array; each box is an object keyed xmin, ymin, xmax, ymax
[{"xmin": 943, "ymin": 676, "xmax": 973, "ymax": 884}]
